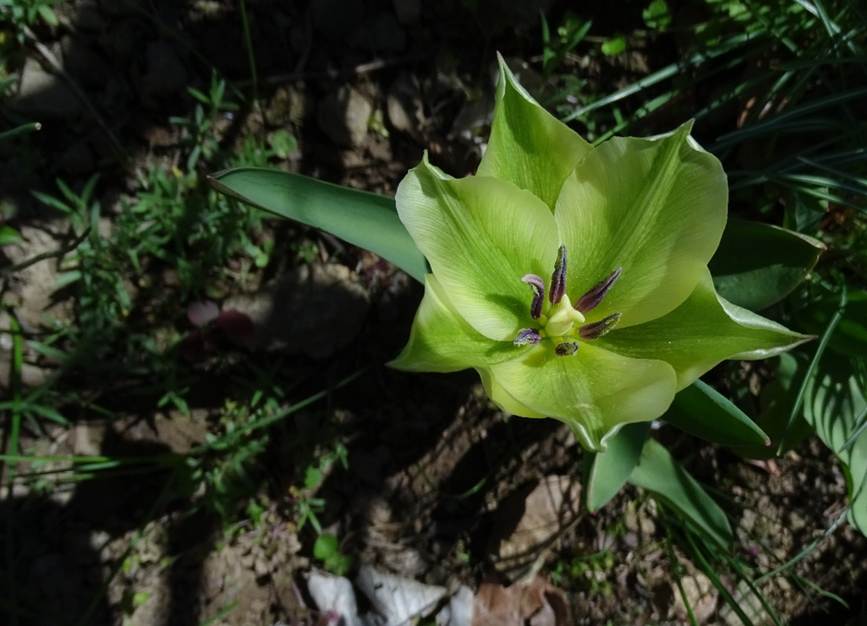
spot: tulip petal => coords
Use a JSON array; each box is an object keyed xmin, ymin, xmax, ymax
[
  {"xmin": 555, "ymin": 122, "xmax": 728, "ymax": 327},
  {"xmin": 477, "ymin": 54, "xmax": 592, "ymax": 210},
  {"xmin": 485, "ymin": 344, "xmax": 677, "ymax": 451},
  {"xmin": 597, "ymin": 268, "xmax": 812, "ymax": 390},
  {"xmin": 396, "ymin": 154, "xmax": 560, "ymax": 340},
  {"xmin": 477, "ymin": 367, "xmax": 545, "ymax": 419},
  {"xmin": 389, "ymin": 274, "xmax": 521, "ymax": 372}
]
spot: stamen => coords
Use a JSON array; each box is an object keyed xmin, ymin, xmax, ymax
[
  {"xmin": 554, "ymin": 341, "xmax": 579, "ymax": 356},
  {"xmin": 579, "ymin": 313, "xmax": 622, "ymax": 339},
  {"xmin": 521, "ymin": 274, "xmax": 545, "ymax": 319},
  {"xmin": 549, "ymin": 245, "xmax": 567, "ymax": 304},
  {"xmin": 576, "ymin": 267, "xmax": 622, "ymax": 312},
  {"xmin": 514, "ymin": 328, "xmax": 542, "ymax": 346}
]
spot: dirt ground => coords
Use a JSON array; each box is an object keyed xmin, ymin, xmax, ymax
[{"xmin": 1, "ymin": 1, "xmax": 866, "ymax": 625}]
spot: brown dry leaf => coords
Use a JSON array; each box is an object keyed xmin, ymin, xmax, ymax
[
  {"xmin": 489, "ymin": 476, "xmax": 582, "ymax": 576},
  {"xmin": 472, "ymin": 577, "xmax": 571, "ymax": 626}
]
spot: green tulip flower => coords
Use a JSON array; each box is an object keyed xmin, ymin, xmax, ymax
[{"xmin": 390, "ymin": 57, "xmax": 810, "ymax": 451}]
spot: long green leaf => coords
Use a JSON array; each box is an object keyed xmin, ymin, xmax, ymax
[
  {"xmin": 209, "ymin": 167, "xmax": 428, "ymax": 282},
  {"xmin": 709, "ymin": 218, "xmax": 825, "ymax": 310},
  {"xmin": 799, "ymin": 351, "xmax": 867, "ymax": 535},
  {"xmin": 664, "ymin": 379, "xmax": 770, "ymax": 447},
  {"xmin": 629, "ymin": 439, "xmax": 733, "ymax": 548},
  {"xmin": 586, "ymin": 422, "xmax": 650, "ymax": 512}
]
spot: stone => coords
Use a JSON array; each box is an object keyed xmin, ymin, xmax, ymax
[
  {"xmin": 9, "ymin": 58, "xmax": 81, "ymax": 120},
  {"xmin": 387, "ymin": 73, "xmax": 424, "ymax": 139},
  {"xmin": 317, "ymin": 87, "xmax": 372, "ymax": 148},
  {"xmin": 671, "ymin": 573, "xmax": 717, "ymax": 624}
]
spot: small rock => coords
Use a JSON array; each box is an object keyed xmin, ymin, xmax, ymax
[
  {"xmin": 317, "ymin": 87, "xmax": 372, "ymax": 148},
  {"xmin": 9, "ymin": 58, "xmax": 81, "ymax": 120},
  {"xmin": 266, "ymin": 85, "xmax": 308, "ymax": 128},
  {"xmin": 719, "ymin": 580, "xmax": 773, "ymax": 626},
  {"xmin": 393, "ymin": 0, "xmax": 421, "ymax": 24},
  {"xmin": 387, "ymin": 74, "xmax": 424, "ymax": 139},
  {"xmin": 671, "ymin": 573, "xmax": 717, "ymax": 624}
]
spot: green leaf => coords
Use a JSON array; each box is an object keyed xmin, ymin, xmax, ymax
[
  {"xmin": 556, "ymin": 122, "xmax": 728, "ymax": 328},
  {"xmin": 709, "ymin": 218, "xmax": 825, "ymax": 310},
  {"xmin": 643, "ymin": 0, "xmax": 671, "ymax": 30},
  {"xmin": 664, "ymin": 379, "xmax": 770, "ymax": 447},
  {"xmin": 629, "ymin": 439, "xmax": 734, "ymax": 548},
  {"xmin": 599, "ymin": 268, "xmax": 810, "ymax": 389},
  {"xmin": 208, "ymin": 167, "xmax": 428, "ymax": 282},
  {"xmin": 268, "ymin": 129, "xmax": 298, "ymax": 159},
  {"xmin": 396, "ymin": 154, "xmax": 559, "ymax": 340},
  {"xmin": 797, "ymin": 290, "xmax": 867, "ymax": 358},
  {"xmin": 477, "ymin": 54, "xmax": 591, "ymax": 210},
  {"xmin": 37, "ymin": 4, "xmax": 59, "ymax": 26},
  {"xmin": 601, "ymin": 35, "xmax": 627, "ymax": 56},
  {"xmin": 799, "ymin": 352, "xmax": 867, "ymax": 535},
  {"xmin": 0, "ymin": 225, "xmax": 22, "ymax": 246},
  {"xmin": 586, "ymin": 422, "xmax": 651, "ymax": 512},
  {"xmin": 313, "ymin": 533, "xmax": 339, "ymax": 560}
]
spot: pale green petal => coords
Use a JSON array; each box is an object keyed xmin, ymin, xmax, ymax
[
  {"xmin": 396, "ymin": 154, "xmax": 559, "ymax": 340},
  {"xmin": 477, "ymin": 367, "xmax": 545, "ymax": 419},
  {"xmin": 598, "ymin": 268, "xmax": 812, "ymax": 390},
  {"xmin": 477, "ymin": 54, "xmax": 592, "ymax": 210},
  {"xmin": 555, "ymin": 122, "xmax": 728, "ymax": 327},
  {"xmin": 485, "ymin": 344, "xmax": 677, "ymax": 451},
  {"xmin": 389, "ymin": 275, "xmax": 521, "ymax": 372}
]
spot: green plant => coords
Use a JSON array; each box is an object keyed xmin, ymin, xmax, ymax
[
  {"xmin": 313, "ymin": 533, "xmax": 352, "ymax": 576},
  {"xmin": 540, "ymin": 11, "xmax": 591, "ymax": 77},
  {"xmin": 0, "ymin": 0, "xmax": 59, "ymax": 34}
]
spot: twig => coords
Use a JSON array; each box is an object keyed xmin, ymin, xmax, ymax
[
  {"xmin": 22, "ymin": 26, "xmax": 127, "ymax": 162},
  {"xmin": 0, "ymin": 228, "xmax": 91, "ymax": 278}
]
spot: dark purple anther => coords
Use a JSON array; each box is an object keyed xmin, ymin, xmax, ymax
[
  {"xmin": 514, "ymin": 328, "xmax": 542, "ymax": 346},
  {"xmin": 521, "ymin": 274, "xmax": 545, "ymax": 319},
  {"xmin": 554, "ymin": 341, "xmax": 579, "ymax": 356},
  {"xmin": 576, "ymin": 267, "xmax": 622, "ymax": 312},
  {"xmin": 579, "ymin": 313, "xmax": 622, "ymax": 340},
  {"xmin": 549, "ymin": 245, "xmax": 567, "ymax": 304}
]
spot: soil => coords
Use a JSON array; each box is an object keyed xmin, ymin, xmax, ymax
[{"xmin": 1, "ymin": 1, "xmax": 866, "ymax": 625}]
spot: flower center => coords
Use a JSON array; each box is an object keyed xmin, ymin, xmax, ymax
[
  {"xmin": 544, "ymin": 294, "xmax": 585, "ymax": 337},
  {"xmin": 514, "ymin": 245, "xmax": 623, "ymax": 356}
]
